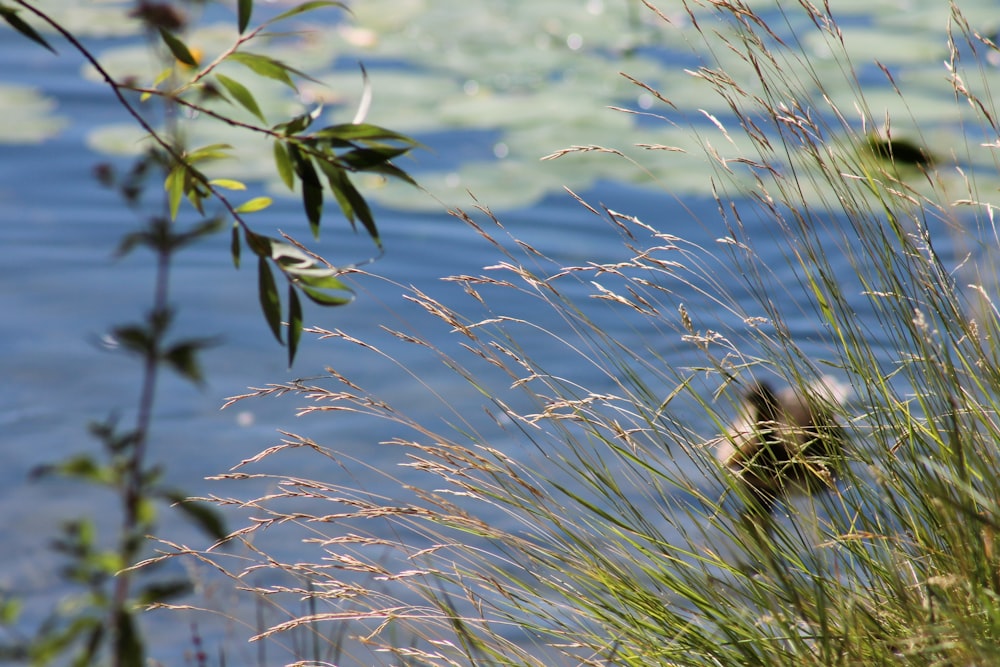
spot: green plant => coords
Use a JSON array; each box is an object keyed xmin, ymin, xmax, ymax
[
  {"xmin": 0, "ymin": 1, "xmax": 417, "ymax": 664},
  {"xmin": 158, "ymin": 0, "xmax": 1000, "ymax": 665}
]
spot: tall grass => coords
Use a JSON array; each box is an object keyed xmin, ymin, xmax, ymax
[{"xmin": 156, "ymin": 1, "xmax": 1000, "ymax": 664}]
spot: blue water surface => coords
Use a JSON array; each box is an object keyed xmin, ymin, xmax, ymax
[{"xmin": 0, "ymin": 4, "xmax": 978, "ymax": 664}]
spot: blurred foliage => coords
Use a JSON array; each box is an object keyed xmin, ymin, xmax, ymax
[{"xmin": 0, "ymin": 0, "xmax": 417, "ymax": 664}]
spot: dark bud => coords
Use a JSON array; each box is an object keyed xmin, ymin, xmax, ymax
[{"xmin": 128, "ymin": 2, "xmax": 187, "ymax": 32}]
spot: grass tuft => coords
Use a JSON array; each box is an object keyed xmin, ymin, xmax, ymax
[{"xmin": 159, "ymin": 1, "xmax": 1000, "ymax": 664}]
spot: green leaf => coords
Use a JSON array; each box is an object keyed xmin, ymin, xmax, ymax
[
  {"xmin": 164, "ymin": 164, "xmax": 185, "ymax": 220},
  {"xmin": 294, "ymin": 270, "xmax": 351, "ymax": 291},
  {"xmin": 173, "ymin": 216, "xmax": 225, "ymax": 249},
  {"xmin": 234, "ymin": 196, "xmax": 272, "ymax": 213},
  {"xmin": 36, "ymin": 454, "xmax": 114, "ymax": 486},
  {"xmin": 114, "ymin": 608, "xmax": 144, "ymax": 667},
  {"xmin": 316, "ymin": 158, "xmax": 380, "ymax": 247},
  {"xmin": 275, "ymin": 109, "xmax": 318, "ymax": 136},
  {"xmin": 288, "ymin": 285, "xmax": 302, "ymax": 368},
  {"xmin": 228, "ymin": 51, "xmax": 296, "ymax": 89},
  {"xmin": 299, "ymin": 284, "xmax": 354, "ymax": 306},
  {"xmin": 313, "ymin": 122, "xmax": 420, "ymax": 147},
  {"xmin": 237, "ymin": 0, "xmax": 253, "ymax": 34},
  {"xmin": 215, "ymin": 73, "xmax": 266, "ymax": 124},
  {"xmin": 339, "ymin": 146, "xmax": 411, "ymax": 170},
  {"xmin": 187, "ymin": 143, "xmax": 233, "ymax": 162},
  {"xmin": 0, "ymin": 594, "xmax": 21, "ymax": 625},
  {"xmin": 244, "ymin": 228, "xmax": 273, "ymax": 257},
  {"xmin": 266, "ymin": 0, "xmax": 346, "ymax": 25},
  {"xmin": 161, "ymin": 491, "xmax": 228, "ymax": 541},
  {"xmin": 289, "ymin": 145, "xmax": 323, "ymax": 235},
  {"xmin": 230, "ymin": 222, "xmax": 241, "ymax": 268},
  {"xmin": 163, "ymin": 338, "xmax": 217, "ymax": 386},
  {"xmin": 209, "ymin": 177, "xmax": 246, "ymax": 190},
  {"xmin": 137, "ymin": 580, "xmax": 193, "ymax": 606},
  {"xmin": 158, "ymin": 27, "xmax": 198, "ymax": 67},
  {"xmin": 273, "ymin": 140, "xmax": 295, "ymax": 189},
  {"xmin": 257, "ymin": 257, "xmax": 283, "ymax": 343},
  {"xmin": 360, "ymin": 160, "xmax": 418, "ymax": 186},
  {"xmin": 112, "ymin": 324, "xmax": 154, "ymax": 356},
  {"xmin": 0, "ymin": 6, "xmax": 55, "ymax": 53}
]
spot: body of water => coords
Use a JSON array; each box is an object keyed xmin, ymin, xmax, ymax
[{"xmin": 1, "ymin": 1, "xmax": 993, "ymax": 664}]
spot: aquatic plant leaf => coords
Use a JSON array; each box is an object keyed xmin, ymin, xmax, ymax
[
  {"xmin": 257, "ymin": 256, "xmax": 283, "ymax": 343},
  {"xmin": 288, "ymin": 285, "xmax": 302, "ymax": 367},
  {"xmin": 215, "ymin": 73, "xmax": 267, "ymax": 124},
  {"xmin": 157, "ymin": 27, "xmax": 198, "ymax": 67},
  {"xmin": 0, "ymin": 84, "xmax": 66, "ymax": 144},
  {"xmin": 237, "ymin": 0, "xmax": 253, "ymax": 34}
]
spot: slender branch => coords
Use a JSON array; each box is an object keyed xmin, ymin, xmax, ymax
[{"xmin": 14, "ymin": 1, "xmax": 252, "ymax": 234}]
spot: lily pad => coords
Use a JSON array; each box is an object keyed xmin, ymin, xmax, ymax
[{"xmin": 0, "ymin": 84, "xmax": 66, "ymax": 143}]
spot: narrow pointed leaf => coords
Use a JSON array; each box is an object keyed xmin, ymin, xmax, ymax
[
  {"xmin": 237, "ymin": 0, "xmax": 253, "ymax": 33},
  {"xmin": 339, "ymin": 146, "xmax": 411, "ymax": 170},
  {"xmin": 314, "ymin": 123, "xmax": 420, "ymax": 146},
  {"xmin": 161, "ymin": 491, "xmax": 228, "ymax": 541},
  {"xmin": 244, "ymin": 229, "xmax": 272, "ymax": 257},
  {"xmin": 317, "ymin": 159, "xmax": 380, "ymax": 247},
  {"xmin": 228, "ymin": 52, "xmax": 296, "ymax": 89},
  {"xmin": 165, "ymin": 164, "xmax": 185, "ymax": 220},
  {"xmin": 267, "ymin": 1, "xmax": 346, "ymax": 25},
  {"xmin": 0, "ymin": 7, "xmax": 55, "ymax": 53},
  {"xmin": 363, "ymin": 160, "xmax": 418, "ymax": 186},
  {"xmin": 215, "ymin": 73, "xmax": 266, "ymax": 123},
  {"xmin": 230, "ymin": 222, "xmax": 241, "ymax": 268},
  {"xmin": 352, "ymin": 61, "xmax": 372, "ymax": 124},
  {"xmin": 275, "ymin": 109, "xmax": 316, "ymax": 136},
  {"xmin": 288, "ymin": 285, "xmax": 302, "ymax": 367},
  {"xmin": 258, "ymin": 257, "xmax": 283, "ymax": 344},
  {"xmin": 273, "ymin": 141, "xmax": 295, "ymax": 189},
  {"xmin": 158, "ymin": 28, "xmax": 198, "ymax": 67},
  {"xmin": 209, "ymin": 178, "xmax": 246, "ymax": 190},
  {"xmin": 187, "ymin": 143, "xmax": 233, "ymax": 162},
  {"xmin": 294, "ymin": 270, "xmax": 351, "ymax": 291},
  {"xmin": 299, "ymin": 284, "xmax": 354, "ymax": 306},
  {"xmin": 137, "ymin": 580, "xmax": 193, "ymax": 606},
  {"xmin": 163, "ymin": 337, "xmax": 217, "ymax": 386},
  {"xmin": 288, "ymin": 145, "xmax": 323, "ymax": 235},
  {"xmin": 234, "ymin": 196, "xmax": 272, "ymax": 213}
]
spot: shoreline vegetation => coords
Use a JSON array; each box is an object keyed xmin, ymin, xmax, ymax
[
  {"xmin": 5, "ymin": 0, "xmax": 1000, "ymax": 664},
  {"xmin": 186, "ymin": 2, "xmax": 1000, "ymax": 664}
]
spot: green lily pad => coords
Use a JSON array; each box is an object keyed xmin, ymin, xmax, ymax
[{"xmin": 0, "ymin": 84, "xmax": 66, "ymax": 143}]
